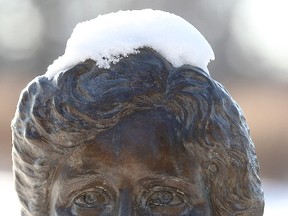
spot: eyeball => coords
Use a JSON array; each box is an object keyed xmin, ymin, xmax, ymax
[
  {"xmin": 147, "ymin": 190, "xmax": 184, "ymax": 207},
  {"xmin": 141, "ymin": 186, "xmax": 190, "ymax": 215},
  {"xmin": 74, "ymin": 187, "xmax": 111, "ymax": 208}
]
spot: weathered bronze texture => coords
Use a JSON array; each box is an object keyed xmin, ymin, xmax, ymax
[{"xmin": 12, "ymin": 48, "xmax": 264, "ymax": 215}]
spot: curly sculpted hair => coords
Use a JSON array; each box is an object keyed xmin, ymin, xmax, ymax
[{"xmin": 12, "ymin": 48, "xmax": 264, "ymax": 215}]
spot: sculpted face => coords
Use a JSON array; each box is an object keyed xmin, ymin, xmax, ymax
[
  {"xmin": 51, "ymin": 110, "xmax": 211, "ymax": 215},
  {"xmin": 12, "ymin": 48, "xmax": 264, "ymax": 215}
]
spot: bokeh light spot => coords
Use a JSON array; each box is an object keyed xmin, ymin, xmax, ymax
[
  {"xmin": 231, "ymin": 0, "xmax": 288, "ymax": 79},
  {"xmin": 0, "ymin": 0, "xmax": 43, "ymax": 60}
]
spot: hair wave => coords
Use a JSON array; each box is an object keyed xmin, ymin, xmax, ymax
[{"xmin": 12, "ymin": 48, "xmax": 264, "ymax": 215}]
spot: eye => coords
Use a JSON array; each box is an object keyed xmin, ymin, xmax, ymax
[
  {"xmin": 74, "ymin": 187, "xmax": 111, "ymax": 208},
  {"xmin": 145, "ymin": 187, "xmax": 185, "ymax": 208}
]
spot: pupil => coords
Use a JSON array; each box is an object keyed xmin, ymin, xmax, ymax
[
  {"xmin": 84, "ymin": 193, "xmax": 97, "ymax": 204},
  {"xmin": 84, "ymin": 192, "xmax": 107, "ymax": 205},
  {"xmin": 158, "ymin": 191, "xmax": 173, "ymax": 204}
]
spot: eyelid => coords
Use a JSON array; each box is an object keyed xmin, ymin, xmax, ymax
[
  {"xmin": 75, "ymin": 183, "xmax": 115, "ymax": 200},
  {"xmin": 55, "ymin": 177, "xmax": 117, "ymax": 207},
  {"xmin": 74, "ymin": 186, "xmax": 111, "ymax": 208},
  {"xmin": 136, "ymin": 177, "xmax": 206, "ymax": 206},
  {"xmin": 145, "ymin": 186, "xmax": 185, "ymax": 197},
  {"xmin": 141, "ymin": 186, "xmax": 186, "ymax": 206}
]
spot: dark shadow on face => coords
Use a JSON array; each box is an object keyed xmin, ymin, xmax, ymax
[{"xmin": 51, "ymin": 109, "xmax": 212, "ymax": 216}]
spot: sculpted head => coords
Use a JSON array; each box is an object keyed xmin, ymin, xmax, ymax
[{"xmin": 12, "ymin": 48, "xmax": 264, "ymax": 215}]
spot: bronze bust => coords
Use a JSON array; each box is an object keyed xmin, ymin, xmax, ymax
[{"xmin": 11, "ymin": 10, "xmax": 264, "ymax": 216}]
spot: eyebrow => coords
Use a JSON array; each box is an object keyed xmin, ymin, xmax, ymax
[
  {"xmin": 136, "ymin": 175, "xmax": 199, "ymax": 190},
  {"xmin": 57, "ymin": 158, "xmax": 199, "ymax": 187},
  {"xmin": 53, "ymin": 172, "xmax": 117, "ymax": 205},
  {"xmin": 59, "ymin": 172, "xmax": 199, "ymax": 195},
  {"xmin": 54, "ymin": 170, "xmax": 207, "ymax": 207},
  {"xmin": 58, "ymin": 169, "xmax": 117, "ymax": 187}
]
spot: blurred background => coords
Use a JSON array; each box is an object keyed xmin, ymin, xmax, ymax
[{"xmin": 0, "ymin": 0, "xmax": 287, "ymax": 215}]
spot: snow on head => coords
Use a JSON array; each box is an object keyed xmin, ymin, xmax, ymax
[{"xmin": 45, "ymin": 9, "xmax": 215, "ymax": 79}]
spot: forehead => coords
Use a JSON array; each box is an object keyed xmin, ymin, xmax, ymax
[
  {"xmin": 94, "ymin": 109, "xmax": 182, "ymax": 155},
  {"xmin": 59, "ymin": 109, "xmax": 198, "ymax": 181}
]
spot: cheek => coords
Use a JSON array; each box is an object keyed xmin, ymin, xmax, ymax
[
  {"xmin": 53, "ymin": 207, "xmax": 71, "ymax": 215},
  {"xmin": 182, "ymin": 207, "xmax": 211, "ymax": 216},
  {"xmin": 54, "ymin": 206, "xmax": 112, "ymax": 216}
]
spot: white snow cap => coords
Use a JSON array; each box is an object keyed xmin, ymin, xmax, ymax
[{"xmin": 45, "ymin": 9, "xmax": 215, "ymax": 79}]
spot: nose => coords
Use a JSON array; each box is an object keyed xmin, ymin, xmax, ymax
[{"xmin": 117, "ymin": 188, "xmax": 134, "ymax": 216}]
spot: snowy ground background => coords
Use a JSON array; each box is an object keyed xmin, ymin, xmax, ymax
[{"xmin": 0, "ymin": 171, "xmax": 287, "ymax": 215}]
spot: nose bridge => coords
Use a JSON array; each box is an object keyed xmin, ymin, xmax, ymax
[{"xmin": 117, "ymin": 187, "xmax": 134, "ymax": 216}]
